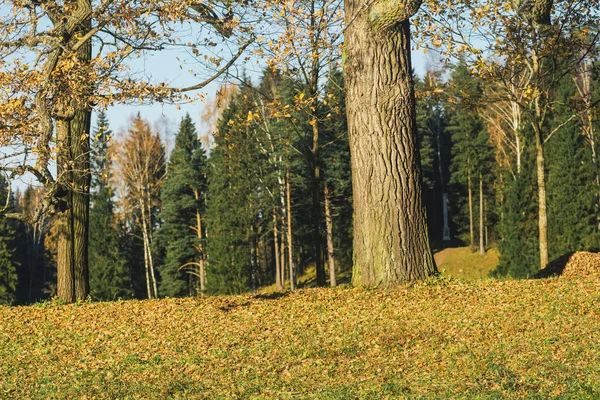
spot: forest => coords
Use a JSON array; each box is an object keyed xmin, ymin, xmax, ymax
[
  {"xmin": 2, "ymin": 0, "xmax": 600, "ymax": 398},
  {"xmin": 0, "ymin": 0, "xmax": 599, "ymax": 304}
]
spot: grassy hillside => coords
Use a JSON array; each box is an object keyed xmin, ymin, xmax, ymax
[
  {"xmin": 1, "ymin": 275, "xmax": 599, "ymax": 399},
  {"xmin": 435, "ymin": 246, "xmax": 500, "ymax": 280}
]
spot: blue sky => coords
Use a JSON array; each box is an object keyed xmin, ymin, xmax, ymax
[{"xmin": 100, "ymin": 46, "xmax": 434, "ymax": 148}]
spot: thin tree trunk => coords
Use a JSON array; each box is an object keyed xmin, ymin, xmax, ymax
[
  {"xmin": 535, "ymin": 128, "xmax": 549, "ymax": 268},
  {"xmin": 273, "ymin": 209, "xmax": 283, "ymax": 291},
  {"xmin": 286, "ymin": 168, "xmax": 295, "ymax": 290},
  {"xmin": 511, "ymin": 96, "xmax": 522, "ymax": 175},
  {"xmin": 280, "ymin": 214, "xmax": 287, "ymax": 289},
  {"xmin": 140, "ymin": 198, "xmax": 153, "ymax": 299},
  {"xmin": 310, "ymin": 120, "xmax": 325, "ymax": 286},
  {"xmin": 193, "ymin": 189, "xmax": 206, "ymax": 293},
  {"xmin": 485, "ymin": 198, "xmax": 489, "ymax": 248},
  {"xmin": 343, "ymin": 4, "xmax": 437, "ymax": 287},
  {"xmin": 479, "ymin": 173, "xmax": 485, "ymax": 255},
  {"xmin": 324, "ymin": 185, "xmax": 336, "ymax": 287},
  {"xmin": 468, "ymin": 170, "xmax": 474, "ymax": 251}
]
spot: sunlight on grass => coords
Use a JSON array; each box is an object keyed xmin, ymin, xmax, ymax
[
  {"xmin": 1, "ymin": 276, "xmax": 599, "ymax": 398},
  {"xmin": 435, "ymin": 246, "xmax": 500, "ymax": 279}
]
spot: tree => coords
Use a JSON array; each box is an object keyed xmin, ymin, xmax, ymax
[
  {"xmin": 546, "ymin": 75, "xmax": 600, "ymax": 258},
  {"xmin": 206, "ymin": 85, "xmax": 269, "ymax": 294},
  {"xmin": 321, "ymin": 69, "xmax": 353, "ymax": 286},
  {"xmin": 343, "ymin": 0, "xmax": 437, "ymax": 286},
  {"xmin": 115, "ymin": 114, "xmax": 165, "ymax": 299},
  {"xmin": 415, "ymin": 68, "xmax": 452, "ymax": 245},
  {"xmin": 447, "ymin": 60, "xmax": 496, "ymax": 252},
  {"xmin": 88, "ymin": 112, "xmax": 131, "ymax": 301},
  {"xmin": 424, "ymin": 0, "xmax": 600, "ymax": 269},
  {"xmin": 0, "ymin": 0, "xmax": 253, "ymax": 302},
  {"xmin": 262, "ymin": 0, "xmax": 344, "ymax": 286},
  {"xmin": 0, "ymin": 178, "xmax": 19, "ymax": 305},
  {"xmin": 156, "ymin": 114, "xmax": 208, "ymax": 297},
  {"xmin": 0, "ymin": 218, "xmax": 19, "ymax": 306}
]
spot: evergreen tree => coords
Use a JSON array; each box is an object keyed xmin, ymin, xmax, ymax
[
  {"xmin": 156, "ymin": 114, "xmax": 208, "ymax": 297},
  {"xmin": 88, "ymin": 112, "xmax": 132, "ymax": 301},
  {"xmin": 415, "ymin": 69, "xmax": 452, "ymax": 245},
  {"xmin": 206, "ymin": 85, "xmax": 268, "ymax": 294},
  {"xmin": 546, "ymin": 75, "xmax": 600, "ymax": 258},
  {"xmin": 0, "ymin": 179, "xmax": 19, "ymax": 305},
  {"xmin": 447, "ymin": 60, "xmax": 496, "ymax": 249},
  {"xmin": 494, "ymin": 152, "xmax": 540, "ymax": 277}
]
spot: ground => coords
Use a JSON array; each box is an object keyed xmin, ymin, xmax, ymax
[
  {"xmin": 1, "ymin": 271, "xmax": 599, "ymax": 399},
  {"xmin": 434, "ymin": 246, "xmax": 500, "ymax": 279}
]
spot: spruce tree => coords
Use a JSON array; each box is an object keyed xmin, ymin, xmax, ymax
[
  {"xmin": 494, "ymin": 152, "xmax": 540, "ymax": 277},
  {"xmin": 546, "ymin": 75, "xmax": 600, "ymax": 258},
  {"xmin": 88, "ymin": 111, "xmax": 131, "ymax": 301},
  {"xmin": 206, "ymin": 85, "xmax": 268, "ymax": 294},
  {"xmin": 447, "ymin": 60, "xmax": 496, "ymax": 249},
  {"xmin": 0, "ymin": 179, "xmax": 19, "ymax": 305},
  {"xmin": 156, "ymin": 114, "xmax": 208, "ymax": 297}
]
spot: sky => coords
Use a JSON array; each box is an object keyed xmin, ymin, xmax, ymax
[{"xmin": 100, "ymin": 46, "xmax": 433, "ymax": 148}]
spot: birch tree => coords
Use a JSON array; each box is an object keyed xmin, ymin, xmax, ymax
[{"xmin": 115, "ymin": 115, "xmax": 165, "ymax": 299}]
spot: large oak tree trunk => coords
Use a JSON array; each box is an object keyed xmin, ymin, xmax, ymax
[
  {"xmin": 71, "ymin": 109, "xmax": 91, "ymax": 300},
  {"xmin": 343, "ymin": 2, "xmax": 437, "ymax": 287},
  {"xmin": 56, "ymin": 21, "xmax": 92, "ymax": 303},
  {"xmin": 56, "ymin": 120, "xmax": 75, "ymax": 303}
]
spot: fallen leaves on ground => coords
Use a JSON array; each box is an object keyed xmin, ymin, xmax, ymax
[{"xmin": 1, "ymin": 276, "xmax": 599, "ymax": 399}]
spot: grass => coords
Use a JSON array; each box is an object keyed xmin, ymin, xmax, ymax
[
  {"xmin": 435, "ymin": 246, "xmax": 500, "ymax": 280},
  {"xmin": 1, "ymin": 275, "xmax": 599, "ymax": 399}
]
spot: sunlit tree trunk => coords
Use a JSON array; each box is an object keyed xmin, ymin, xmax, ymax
[
  {"xmin": 468, "ymin": 169, "xmax": 474, "ymax": 251},
  {"xmin": 56, "ymin": 12, "xmax": 92, "ymax": 303},
  {"xmin": 286, "ymin": 168, "xmax": 295, "ymax": 290},
  {"xmin": 344, "ymin": 0, "xmax": 437, "ymax": 287},
  {"xmin": 479, "ymin": 173, "xmax": 485, "ymax": 255},
  {"xmin": 324, "ymin": 185, "xmax": 336, "ymax": 287},
  {"xmin": 273, "ymin": 209, "xmax": 283, "ymax": 291}
]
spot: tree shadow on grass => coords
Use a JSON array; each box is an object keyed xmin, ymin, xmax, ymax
[{"xmin": 253, "ymin": 292, "xmax": 290, "ymax": 300}]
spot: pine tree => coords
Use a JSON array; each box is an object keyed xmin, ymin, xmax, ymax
[
  {"xmin": 546, "ymin": 75, "xmax": 600, "ymax": 258},
  {"xmin": 156, "ymin": 114, "xmax": 208, "ymax": 297},
  {"xmin": 415, "ymin": 69, "xmax": 452, "ymax": 245},
  {"xmin": 494, "ymin": 152, "xmax": 540, "ymax": 277},
  {"xmin": 447, "ymin": 60, "xmax": 496, "ymax": 250},
  {"xmin": 88, "ymin": 111, "xmax": 131, "ymax": 301},
  {"xmin": 0, "ymin": 179, "xmax": 19, "ymax": 305},
  {"xmin": 206, "ymin": 85, "xmax": 268, "ymax": 294}
]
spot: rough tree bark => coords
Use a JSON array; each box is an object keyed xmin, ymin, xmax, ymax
[
  {"xmin": 344, "ymin": 0, "xmax": 437, "ymax": 287},
  {"xmin": 56, "ymin": 11, "xmax": 92, "ymax": 302}
]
